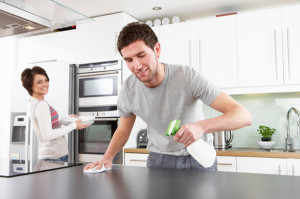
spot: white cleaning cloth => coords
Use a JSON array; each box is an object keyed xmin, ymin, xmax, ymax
[{"xmin": 83, "ymin": 165, "xmax": 111, "ymax": 173}]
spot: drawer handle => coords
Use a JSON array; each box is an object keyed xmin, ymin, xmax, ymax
[
  {"xmin": 217, "ymin": 163, "xmax": 233, "ymax": 166},
  {"xmin": 129, "ymin": 159, "xmax": 147, "ymax": 162}
]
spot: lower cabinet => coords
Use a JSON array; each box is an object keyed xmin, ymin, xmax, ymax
[
  {"xmin": 237, "ymin": 157, "xmax": 287, "ymax": 175},
  {"xmin": 286, "ymin": 158, "xmax": 300, "ymax": 176},
  {"xmin": 124, "ymin": 153, "xmax": 148, "ymax": 167},
  {"xmin": 217, "ymin": 156, "xmax": 237, "ymax": 172},
  {"xmin": 124, "ymin": 152, "xmax": 300, "ymax": 176}
]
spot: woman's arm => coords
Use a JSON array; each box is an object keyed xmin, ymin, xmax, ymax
[{"xmin": 35, "ymin": 101, "xmax": 76, "ymax": 142}]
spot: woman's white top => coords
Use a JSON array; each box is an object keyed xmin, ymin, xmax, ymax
[{"xmin": 29, "ymin": 98, "xmax": 76, "ymax": 159}]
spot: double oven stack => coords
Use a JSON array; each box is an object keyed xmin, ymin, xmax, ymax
[{"xmin": 75, "ymin": 60, "xmax": 123, "ymax": 164}]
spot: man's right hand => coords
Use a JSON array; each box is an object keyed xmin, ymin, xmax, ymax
[{"xmin": 83, "ymin": 155, "xmax": 113, "ymax": 170}]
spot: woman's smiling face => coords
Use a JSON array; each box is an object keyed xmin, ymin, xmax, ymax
[{"xmin": 31, "ymin": 74, "xmax": 49, "ymax": 98}]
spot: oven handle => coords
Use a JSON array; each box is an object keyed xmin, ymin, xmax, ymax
[
  {"xmin": 77, "ymin": 70, "xmax": 119, "ymax": 78},
  {"xmin": 94, "ymin": 117, "xmax": 119, "ymax": 121}
]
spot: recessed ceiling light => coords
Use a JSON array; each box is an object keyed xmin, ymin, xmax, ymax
[
  {"xmin": 152, "ymin": 7, "xmax": 162, "ymax": 11},
  {"xmin": 23, "ymin": 25, "xmax": 35, "ymax": 30}
]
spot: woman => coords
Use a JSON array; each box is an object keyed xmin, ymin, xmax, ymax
[{"xmin": 21, "ymin": 66, "xmax": 90, "ymax": 162}]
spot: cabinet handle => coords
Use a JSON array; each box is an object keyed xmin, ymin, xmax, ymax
[
  {"xmin": 189, "ymin": 40, "xmax": 192, "ymax": 68},
  {"xmin": 198, "ymin": 38, "xmax": 202, "ymax": 72},
  {"xmin": 286, "ymin": 28, "xmax": 291, "ymax": 80},
  {"xmin": 292, "ymin": 165, "xmax": 295, "ymax": 176},
  {"xmin": 129, "ymin": 159, "xmax": 147, "ymax": 162},
  {"xmin": 273, "ymin": 29, "xmax": 278, "ymax": 80},
  {"xmin": 278, "ymin": 165, "xmax": 281, "ymax": 175},
  {"xmin": 217, "ymin": 163, "xmax": 233, "ymax": 166},
  {"xmin": 28, "ymin": 59, "xmax": 57, "ymax": 64},
  {"xmin": 115, "ymin": 31, "xmax": 118, "ymax": 56}
]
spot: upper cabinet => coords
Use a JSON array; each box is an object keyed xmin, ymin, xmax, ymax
[
  {"xmin": 18, "ymin": 30, "xmax": 76, "ymax": 66},
  {"xmin": 159, "ymin": 22, "xmax": 194, "ymax": 68},
  {"xmin": 159, "ymin": 15, "xmax": 237, "ymax": 89},
  {"xmin": 236, "ymin": 5, "xmax": 300, "ymax": 87},
  {"xmin": 282, "ymin": 5, "xmax": 300, "ymax": 85},
  {"xmin": 75, "ymin": 13, "xmax": 137, "ymax": 64},
  {"xmin": 237, "ymin": 8, "xmax": 283, "ymax": 87},
  {"xmin": 193, "ymin": 15, "xmax": 238, "ymax": 88}
]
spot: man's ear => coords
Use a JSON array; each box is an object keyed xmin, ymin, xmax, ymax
[{"xmin": 154, "ymin": 42, "xmax": 161, "ymax": 59}]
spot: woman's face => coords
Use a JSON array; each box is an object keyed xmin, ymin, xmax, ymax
[{"xmin": 31, "ymin": 74, "xmax": 49, "ymax": 97}]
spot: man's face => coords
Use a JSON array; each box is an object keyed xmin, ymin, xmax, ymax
[{"xmin": 121, "ymin": 40, "xmax": 161, "ymax": 86}]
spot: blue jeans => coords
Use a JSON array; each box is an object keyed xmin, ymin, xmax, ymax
[
  {"xmin": 147, "ymin": 152, "xmax": 217, "ymax": 170},
  {"xmin": 42, "ymin": 155, "xmax": 68, "ymax": 162}
]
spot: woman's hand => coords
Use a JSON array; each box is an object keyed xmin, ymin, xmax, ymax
[{"xmin": 75, "ymin": 119, "xmax": 90, "ymax": 130}]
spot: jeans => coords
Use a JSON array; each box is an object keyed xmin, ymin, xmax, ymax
[
  {"xmin": 147, "ymin": 152, "xmax": 217, "ymax": 170},
  {"xmin": 42, "ymin": 155, "xmax": 68, "ymax": 162}
]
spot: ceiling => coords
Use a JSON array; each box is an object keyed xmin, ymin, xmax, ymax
[{"xmin": 57, "ymin": 0, "xmax": 300, "ymax": 22}]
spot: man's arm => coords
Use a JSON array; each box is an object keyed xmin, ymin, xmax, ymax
[
  {"xmin": 84, "ymin": 114, "xmax": 136, "ymax": 170},
  {"xmin": 174, "ymin": 91, "xmax": 252, "ymax": 147}
]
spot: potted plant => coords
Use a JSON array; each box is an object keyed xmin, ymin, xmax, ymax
[{"xmin": 257, "ymin": 125, "xmax": 276, "ymax": 141}]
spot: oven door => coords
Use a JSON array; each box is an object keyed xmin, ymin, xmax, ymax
[
  {"xmin": 77, "ymin": 70, "xmax": 121, "ymax": 107},
  {"xmin": 78, "ymin": 117, "xmax": 118, "ymax": 154}
]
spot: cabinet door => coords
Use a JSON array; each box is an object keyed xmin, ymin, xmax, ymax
[
  {"xmin": 237, "ymin": 157, "xmax": 287, "ymax": 175},
  {"xmin": 159, "ymin": 22, "xmax": 194, "ymax": 68},
  {"xmin": 18, "ymin": 30, "xmax": 76, "ymax": 66},
  {"xmin": 195, "ymin": 15, "xmax": 238, "ymax": 88},
  {"xmin": 124, "ymin": 153, "xmax": 148, "ymax": 167},
  {"xmin": 76, "ymin": 14, "xmax": 123, "ymax": 64},
  {"xmin": 282, "ymin": 5, "xmax": 300, "ymax": 85},
  {"xmin": 237, "ymin": 8, "xmax": 283, "ymax": 87},
  {"xmin": 217, "ymin": 156, "xmax": 237, "ymax": 172},
  {"xmin": 286, "ymin": 159, "xmax": 300, "ymax": 176}
]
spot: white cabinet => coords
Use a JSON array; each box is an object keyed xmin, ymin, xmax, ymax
[
  {"xmin": 286, "ymin": 158, "xmax": 300, "ymax": 176},
  {"xmin": 237, "ymin": 8, "xmax": 283, "ymax": 87},
  {"xmin": 159, "ymin": 15, "xmax": 237, "ymax": 89},
  {"xmin": 18, "ymin": 30, "xmax": 76, "ymax": 66},
  {"xmin": 217, "ymin": 156, "xmax": 237, "ymax": 172},
  {"xmin": 282, "ymin": 5, "xmax": 300, "ymax": 85},
  {"xmin": 193, "ymin": 15, "xmax": 238, "ymax": 88},
  {"xmin": 159, "ymin": 22, "xmax": 194, "ymax": 68},
  {"xmin": 237, "ymin": 157, "xmax": 287, "ymax": 175},
  {"xmin": 124, "ymin": 153, "xmax": 148, "ymax": 167},
  {"xmin": 75, "ymin": 13, "xmax": 137, "ymax": 64}
]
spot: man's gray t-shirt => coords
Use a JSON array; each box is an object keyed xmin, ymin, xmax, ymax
[{"xmin": 118, "ymin": 64, "xmax": 221, "ymax": 156}]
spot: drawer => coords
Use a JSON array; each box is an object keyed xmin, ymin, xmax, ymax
[
  {"xmin": 217, "ymin": 156, "xmax": 237, "ymax": 172},
  {"xmin": 124, "ymin": 153, "xmax": 149, "ymax": 167}
]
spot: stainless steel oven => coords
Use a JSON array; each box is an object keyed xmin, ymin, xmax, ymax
[
  {"xmin": 76, "ymin": 60, "xmax": 122, "ymax": 107},
  {"xmin": 75, "ymin": 106, "xmax": 122, "ymax": 164}
]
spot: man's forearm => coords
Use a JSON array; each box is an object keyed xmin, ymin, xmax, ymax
[{"xmin": 198, "ymin": 106, "xmax": 252, "ymax": 134}]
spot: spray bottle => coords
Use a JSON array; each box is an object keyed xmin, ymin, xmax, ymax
[{"xmin": 166, "ymin": 119, "xmax": 216, "ymax": 168}]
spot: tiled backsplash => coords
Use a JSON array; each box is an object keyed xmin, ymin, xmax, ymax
[{"xmin": 203, "ymin": 92, "xmax": 300, "ymax": 148}]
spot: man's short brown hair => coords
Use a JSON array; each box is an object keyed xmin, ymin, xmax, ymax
[
  {"xmin": 117, "ymin": 22, "xmax": 158, "ymax": 55},
  {"xmin": 21, "ymin": 66, "xmax": 49, "ymax": 96}
]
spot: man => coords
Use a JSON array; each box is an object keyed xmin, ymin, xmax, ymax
[{"xmin": 84, "ymin": 22, "xmax": 252, "ymax": 170}]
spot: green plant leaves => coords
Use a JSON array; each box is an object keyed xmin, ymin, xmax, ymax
[{"xmin": 257, "ymin": 125, "xmax": 276, "ymax": 138}]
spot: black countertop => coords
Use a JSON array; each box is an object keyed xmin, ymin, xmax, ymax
[
  {"xmin": 0, "ymin": 159, "xmax": 82, "ymax": 177},
  {"xmin": 1, "ymin": 164, "xmax": 300, "ymax": 199}
]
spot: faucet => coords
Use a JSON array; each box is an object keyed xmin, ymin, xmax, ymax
[{"xmin": 286, "ymin": 107, "xmax": 300, "ymax": 151}]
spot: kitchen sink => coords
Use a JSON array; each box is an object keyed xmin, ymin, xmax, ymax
[{"xmin": 265, "ymin": 148, "xmax": 300, "ymax": 153}]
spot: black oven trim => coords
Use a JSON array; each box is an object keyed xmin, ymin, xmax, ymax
[{"xmin": 78, "ymin": 75, "xmax": 118, "ymax": 98}]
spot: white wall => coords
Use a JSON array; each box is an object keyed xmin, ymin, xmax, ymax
[{"xmin": 0, "ymin": 36, "xmax": 15, "ymax": 159}]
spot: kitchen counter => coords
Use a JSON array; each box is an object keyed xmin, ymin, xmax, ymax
[
  {"xmin": 1, "ymin": 164, "xmax": 299, "ymax": 199},
  {"xmin": 124, "ymin": 147, "xmax": 300, "ymax": 159}
]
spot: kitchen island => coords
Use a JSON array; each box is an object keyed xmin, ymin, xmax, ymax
[{"xmin": 1, "ymin": 164, "xmax": 299, "ymax": 199}]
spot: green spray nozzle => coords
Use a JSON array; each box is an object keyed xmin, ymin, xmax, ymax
[{"xmin": 165, "ymin": 119, "xmax": 181, "ymax": 136}]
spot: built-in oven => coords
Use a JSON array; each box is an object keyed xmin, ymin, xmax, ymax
[
  {"xmin": 75, "ymin": 106, "xmax": 123, "ymax": 164},
  {"xmin": 76, "ymin": 60, "xmax": 122, "ymax": 107}
]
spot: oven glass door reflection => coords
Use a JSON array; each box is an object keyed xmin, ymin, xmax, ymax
[{"xmin": 79, "ymin": 118, "xmax": 118, "ymax": 154}]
